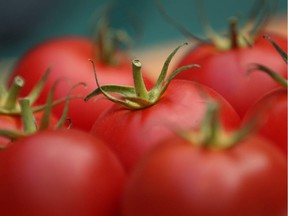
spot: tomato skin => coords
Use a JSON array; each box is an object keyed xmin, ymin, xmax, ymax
[
  {"xmin": 242, "ymin": 88, "xmax": 287, "ymax": 156},
  {"xmin": 9, "ymin": 36, "xmax": 142, "ymax": 131},
  {"xmin": 90, "ymin": 80, "xmax": 240, "ymax": 173},
  {"xmin": 122, "ymin": 135, "xmax": 287, "ymax": 216},
  {"xmin": 175, "ymin": 33, "xmax": 287, "ymax": 117},
  {"xmin": 0, "ymin": 129, "xmax": 126, "ymax": 216},
  {"xmin": 0, "ymin": 116, "xmax": 21, "ymax": 147}
]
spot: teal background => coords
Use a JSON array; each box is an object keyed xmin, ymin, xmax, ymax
[{"xmin": 0, "ymin": 0, "xmax": 286, "ymax": 58}]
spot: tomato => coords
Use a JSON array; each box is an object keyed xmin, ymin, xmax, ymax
[
  {"xmin": 122, "ymin": 134, "xmax": 287, "ymax": 216},
  {"xmin": 9, "ymin": 36, "xmax": 151, "ymax": 131},
  {"xmin": 90, "ymin": 79, "xmax": 240, "ymax": 173},
  {"xmin": 174, "ymin": 33, "xmax": 287, "ymax": 117},
  {"xmin": 0, "ymin": 129, "xmax": 126, "ymax": 216},
  {"xmin": 242, "ymin": 87, "xmax": 287, "ymax": 156}
]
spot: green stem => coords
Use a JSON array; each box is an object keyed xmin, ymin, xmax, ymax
[
  {"xmin": 19, "ymin": 99, "xmax": 37, "ymax": 134},
  {"xmin": 132, "ymin": 60, "xmax": 149, "ymax": 99},
  {"xmin": 3, "ymin": 76, "xmax": 24, "ymax": 110},
  {"xmin": 200, "ymin": 101, "xmax": 220, "ymax": 145},
  {"xmin": 97, "ymin": 20, "xmax": 115, "ymax": 65},
  {"xmin": 229, "ymin": 17, "xmax": 239, "ymax": 49},
  {"xmin": 94, "ymin": 12, "xmax": 132, "ymax": 66}
]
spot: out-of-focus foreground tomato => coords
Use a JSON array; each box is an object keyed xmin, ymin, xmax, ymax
[
  {"xmin": 122, "ymin": 126, "xmax": 287, "ymax": 216},
  {"xmin": 0, "ymin": 129, "xmax": 126, "ymax": 216}
]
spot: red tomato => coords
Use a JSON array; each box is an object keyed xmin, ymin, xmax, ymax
[
  {"xmin": 122, "ymin": 134, "xmax": 287, "ymax": 216},
  {"xmin": 0, "ymin": 129, "xmax": 126, "ymax": 216},
  {"xmin": 242, "ymin": 87, "xmax": 287, "ymax": 156},
  {"xmin": 9, "ymin": 36, "xmax": 151, "ymax": 131},
  {"xmin": 174, "ymin": 33, "xmax": 287, "ymax": 117},
  {"xmin": 0, "ymin": 115, "xmax": 21, "ymax": 147},
  {"xmin": 90, "ymin": 80, "xmax": 240, "ymax": 173}
]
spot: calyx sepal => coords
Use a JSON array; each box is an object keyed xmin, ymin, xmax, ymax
[
  {"xmin": 247, "ymin": 34, "xmax": 288, "ymax": 88},
  {"xmin": 85, "ymin": 43, "xmax": 200, "ymax": 109},
  {"xmin": 178, "ymin": 101, "xmax": 255, "ymax": 149}
]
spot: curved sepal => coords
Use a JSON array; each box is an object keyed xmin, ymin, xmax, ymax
[{"xmin": 85, "ymin": 43, "xmax": 198, "ymax": 110}]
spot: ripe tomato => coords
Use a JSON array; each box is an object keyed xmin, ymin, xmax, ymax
[
  {"xmin": 9, "ymin": 36, "xmax": 151, "ymax": 131},
  {"xmin": 174, "ymin": 33, "xmax": 287, "ymax": 117},
  {"xmin": 0, "ymin": 129, "xmax": 126, "ymax": 216},
  {"xmin": 242, "ymin": 87, "xmax": 287, "ymax": 156},
  {"xmin": 122, "ymin": 134, "xmax": 287, "ymax": 216},
  {"xmin": 90, "ymin": 80, "xmax": 240, "ymax": 173}
]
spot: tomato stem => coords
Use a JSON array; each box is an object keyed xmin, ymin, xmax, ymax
[
  {"xmin": 158, "ymin": 0, "xmax": 271, "ymax": 51},
  {"xmin": 3, "ymin": 76, "xmax": 24, "ymax": 110},
  {"xmin": 229, "ymin": 17, "xmax": 240, "ymax": 49},
  {"xmin": 19, "ymin": 99, "xmax": 37, "ymax": 134},
  {"xmin": 132, "ymin": 60, "xmax": 149, "ymax": 100},
  {"xmin": 85, "ymin": 43, "xmax": 198, "ymax": 109},
  {"xmin": 94, "ymin": 11, "xmax": 132, "ymax": 66},
  {"xmin": 96, "ymin": 16, "xmax": 116, "ymax": 65},
  {"xmin": 0, "ymin": 68, "xmax": 54, "ymax": 116},
  {"xmin": 178, "ymin": 101, "xmax": 253, "ymax": 149}
]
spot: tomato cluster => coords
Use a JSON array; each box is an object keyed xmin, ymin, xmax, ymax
[{"xmin": 0, "ymin": 3, "xmax": 287, "ymax": 216}]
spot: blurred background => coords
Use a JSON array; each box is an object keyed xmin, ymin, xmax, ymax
[{"xmin": 0, "ymin": 0, "xmax": 286, "ymax": 59}]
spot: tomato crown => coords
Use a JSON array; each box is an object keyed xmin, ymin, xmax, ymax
[
  {"xmin": 0, "ymin": 68, "xmax": 80, "ymax": 116},
  {"xmin": 92, "ymin": 4, "xmax": 133, "ymax": 65},
  {"xmin": 247, "ymin": 34, "xmax": 288, "ymax": 88},
  {"xmin": 0, "ymin": 78, "xmax": 86, "ymax": 146},
  {"xmin": 177, "ymin": 100, "xmax": 255, "ymax": 149},
  {"xmin": 84, "ymin": 43, "xmax": 200, "ymax": 109},
  {"xmin": 157, "ymin": 0, "xmax": 274, "ymax": 51}
]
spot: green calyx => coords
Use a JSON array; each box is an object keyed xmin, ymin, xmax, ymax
[
  {"xmin": 0, "ymin": 80, "xmax": 86, "ymax": 145},
  {"xmin": 93, "ymin": 6, "xmax": 133, "ymax": 66},
  {"xmin": 84, "ymin": 43, "xmax": 200, "ymax": 109},
  {"xmin": 157, "ymin": 0, "xmax": 271, "ymax": 51},
  {"xmin": 178, "ymin": 101, "xmax": 254, "ymax": 149},
  {"xmin": 247, "ymin": 34, "xmax": 288, "ymax": 88},
  {"xmin": 0, "ymin": 68, "xmax": 73, "ymax": 116}
]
